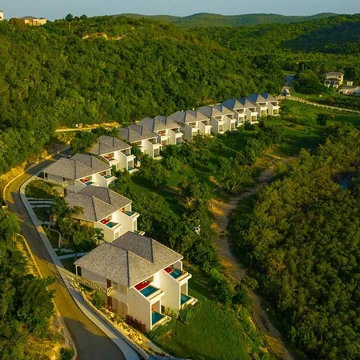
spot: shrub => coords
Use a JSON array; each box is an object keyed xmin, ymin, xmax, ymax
[
  {"xmin": 178, "ymin": 304, "xmax": 196, "ymax": 324},
  {"xmin": 90, "ymin": 292, "xmax": 104, "ymax": 309},
  {"xmin": 126, "ymin": 315, "xmax": 146, "ymax": 333}
]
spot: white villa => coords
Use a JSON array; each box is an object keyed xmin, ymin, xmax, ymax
[
  {"xmin": 43, "ymin": 154, "xmax": 115, "ymax": 193},
  {"xmin": 324, "ymin": 72, "xmax": 344, "ymax": 88},
  {"xmin": 168, "ymin": 110, "xmax": 212, "ymax": 142},
  {"xmin": 0, "ymin": 10, "xmax": 4, "ymax": 21},
  {"xmin": 75, "ymin": 232, "xmax": 197, "ymax": 331},
  {"xmin": 138, "ymin": 116, "xmax": 183, "ymax": 146},
  {"xmin": 246, "ymin": 93, "xmax": 271, "ymax": 117},
  {"xmin": 221, "ymin": 98, "xmax": 247, "ymax": 127},
  {"xmin": 260, "ymin": 92, "xmax": 280, "ymax": 116},
  {"xmin": 119, "ymin": 125, "xmax": 161, "ymax": 159},
  {"xmin": 65, "ymin": 186, "xmax": 143, "ymax": 242},
  {"xmin": 237, "ymin": 98, "xmax": 259, "ymax": 123},
  {"xmin": 198, "ymin": 105, "xmax": 237, "ymax": 134},
  {"xmin": 88, "ymin": 135, "xmax": 136, "ymax": 173}
]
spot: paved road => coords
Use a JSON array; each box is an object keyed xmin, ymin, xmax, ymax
[{"xmin": 5, "ymin": 160, "xmax": 125, "ymax": 360}]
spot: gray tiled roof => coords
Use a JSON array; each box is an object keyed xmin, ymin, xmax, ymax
[
  {"xmin": 260, "ymin": 92, "xmax": 277, "ymax": 102},
  {"xmin": 75, "ymin": 232, "xmax": 183, "ymax": 287},
  {"xmin": 65, "ymin": 186, "xmax": 131, "ymax": 222},
  {"xmin": 247, "ymin": 93, "xmax": 268, "ymax": 104},
  {"xmin": 129, "ymin": 124, "xmax": 157, "ymax": 139},
  {"xmin": 198, "ymin": 105, "xmax": 234, "ymax": 117},
  {"xmin": 119, "ymin": 127, "xmax": 145, "ymax": 143},
  {"xmin": 44, "ymin": 154, "xmax": 110, "ymax": 180},
  {"xmin": 88, "ymin": 135, "xmax": 130, "ymax": 156},
  {"xmin": 138, "ymin": 116, "xmax": 180, "ymax": 131},
  {"xmin": 237, "ymin": 98, "xmax": 258, "ymax": 109},
  {"xmin": 222, "ymin": 98, "xmax": 246, "ymax": 110},
  {"xmin": 169, "ymin": 110, "xmax": 209, "ymax": 124},
  {"xmin": 325, "ymin": 72, "xmax": 344, "ymax": 76}
]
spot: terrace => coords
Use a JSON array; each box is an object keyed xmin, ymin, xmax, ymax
[
  {"xmin": 100, "ymin": 217, "xmax": 121, "ymax": 229},
  {"xmin": 79, "ymin": 177, "xmax": 97, "ymax": 186},
  {"xmin": 135, "ymin": 281, "xmax": 163, "ymax": 300},
  {"xmin": 164, "ymin": 267, "xmax": 191, "ymax": 282}
]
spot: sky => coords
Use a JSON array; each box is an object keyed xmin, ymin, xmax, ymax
[{"xmin": 1, "ymin": 0, "xmax": 359, "ymax": 20}]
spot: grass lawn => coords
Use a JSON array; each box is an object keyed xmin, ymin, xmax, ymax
[
  {"xmin": 25, "ymin": 180, "xmax": 57, "ymax": 199},
  {"xmin": 267, "ymin": 100, "xmax": 360, "ymax": 156},
  {"xmin": 33, "ymin": 207, "xmax": 51, "ymax": 222},
  {"xmin": 152, "ymin": 266, "xmax": 274, "ymax": 360}
]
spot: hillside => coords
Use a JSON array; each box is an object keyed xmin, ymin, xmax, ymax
[
  {"xmin": 120, "ymin": 12, "xmax": 337, "ymax": 28},
  {"xmin": 0, "ymin": 16, "xmax": 283, "ymax": 175},
  {"xmin": 191, "ymin": 14, "xmax": 360, "ymax": 54}
]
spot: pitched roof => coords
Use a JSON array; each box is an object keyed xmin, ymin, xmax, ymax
[
  {"xmin": 261, "ymin": 92, "xmax": 277, "ymax": 102},
  {"xmin": 237, "ymin": 97, "xmax": 258, "ymax": 109},
  {"xmin": 128, "ymin": 124, "xmax": 157, "ymax": 140},
  {"xmin": 222, "ymin": 98, "xmax": 246, "ymax": 110},
  {"xmin": 88, "ymin": 135, "xmax": 130, "ymax": 156},
  {"xmin": 74, "ymin": 232, "xmax": 183, "ymax": 287},
  {"xmin": 247, "ymin": 93, "xmax": 268, "ymax": 104},
  {"xmin": 198, "ymin": 105, "xmax": 234, "ymax": 117},
  {"xmin": 169, "ymin": 110, "xmax": 209, "ymax": 123},
  {"xmin": 325, "ymin": 72, "xmax": 344, "ymax": 76},
  {"xmin": 138, "ymin": 116, "xmax": 180, "ymax": 131},
  {"xmin": 119, "ymin": 127, "xmax": 145, "ymax": 143},
  {"xmin": 65, "ymin": 186, "xmax": 132, "ymax": 222},
  {"xmin": 44, "ymin": 154, "xmax": 110, "ymax": 180}
]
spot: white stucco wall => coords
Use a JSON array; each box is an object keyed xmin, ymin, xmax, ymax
[{"xmin": 159, "ymin": 270, "xmax": 181, "ymax": 311}]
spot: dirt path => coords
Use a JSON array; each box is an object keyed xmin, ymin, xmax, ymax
[{"xmin": 211, "ymin": 167, "xmax": 294, "ymax": 360}]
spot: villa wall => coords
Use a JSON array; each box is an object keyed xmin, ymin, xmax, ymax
[
  {"xmin": 113, "ymin": 210, "xmax": 137, "ymax": 234},
  {"xmin": 159, "ymin": 270, "xmax": 181, "ymax": 311},
  {"xmin": 182, "ymin": 125, "xmax": 193, "ymax": 142}
]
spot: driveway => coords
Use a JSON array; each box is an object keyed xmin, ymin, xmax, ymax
[{"xmin": 5, "ymin": 160, "xmax": 126, "ymax": 360}]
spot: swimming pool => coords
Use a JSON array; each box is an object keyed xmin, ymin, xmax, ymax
[
  {"xmin": 106, "ymin": 221, "xmax": 117, "ymax": 228},
  {"xmin": 85, "ymin": 181, "xmax": 95, "ymax": 186},
  {"xmin": 152, "ymin": 311, "xmax": 164, "ymax": 325},
  {"xmin": 140, "ymin": 285, "xmax": 158, "ymax": 297},
  {"xmin": 170, "ymin": 269, "xmax": 183, "ymax": 279},
  {"xmin": 181, "ymin": 294, "xmax": 191, "ymax": 305},
  {"xmin": 104, "ymin": 174, "xmax": 112, "ymax": 179}
]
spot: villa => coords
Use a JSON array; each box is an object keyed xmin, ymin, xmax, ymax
[
  {"xmin": 260, "ymin": 93, "xmax": 280, "ymax": 116},
  {"xmin": 168, "ymin": 110, "xmax": 212, "ymax": 142},
  {"xmin": 75, "ymin": 232, "xmax": 197, "ymax": 331},
  {"xmin": 0, "ymin": 10, "xmax": 4, "ymax": 21},
  {"xmin": 43, "ymin": 153, "xmax": 115, "ymax": 193},
  {"xmin": 246, "ymin": 93, "xmax": 270, "ymax": 117},
  {"xmin": 324, "ymin": 72, "xmax": 344, "ymax": 88},
  {"xmin": 198, "ymin": 105, "xmax": 237, "ymax": 134},
  {"xmin": 65, "ymin": 186, "xmax": 142, "ymax": 242},
  {"xmin": 221, "ymin": 98, "xmax": 247, "ymax": 127},
  {"xmin": 138, "ymin": 116, "xmax": 183, "ymax": 146},
  {"xmin": 88, "ymin": 135, "xmax": 136, "ymax": 173},
  {"xmin": 119, "ymin": 125, "xmax": 162, "ymax": 159},
  {"xmin": 19, "ymin": 16, "xmax": 47, "ymax": 26}
]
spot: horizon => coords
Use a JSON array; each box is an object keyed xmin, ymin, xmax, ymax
[{"xmin": 0, "ymin": 0, "xmax": 359, "ymax": 21}]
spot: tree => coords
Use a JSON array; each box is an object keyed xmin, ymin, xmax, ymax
[
  {"xmin": 65, "ymin": 14, "xmax": 73, "ymax": 22},
  {"xmin": 316, "ymin": 113, "xmax": 330, "ymax": 126}
]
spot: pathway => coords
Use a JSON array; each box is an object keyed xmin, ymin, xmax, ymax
[{"xmin": 211, "ymin": 167, "xmax": 294, "ymax": 360}]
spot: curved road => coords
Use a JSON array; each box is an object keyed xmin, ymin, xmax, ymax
[{"xmin": 5, "ymin": 159, "xmax": 125, "ymax": 360}]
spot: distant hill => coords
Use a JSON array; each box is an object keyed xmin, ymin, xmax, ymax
[{"xmin": 119, "ymin": 12, "xmax": 338, "ymax": 27}]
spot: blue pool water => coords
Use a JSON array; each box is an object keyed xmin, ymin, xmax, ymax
[
  {"xmin": 106, "ymin": 222, "xmax": 117, "ymax": 228},
  {"xmin": 104, "ymin": 175, "xmax": 112, "ymax": 179},
  {"xmin": 152, "ymin": 312, "xmax": 164, "ymax": 325},
  {"xmin": 85, "ymin": 181, "xmax": 95, "ymax": 186},
  {"xmin": 170, "ymin": 269, "xmax": 183, "ymax": 279},
  {"xmin": 140, "ymin": 285, "xmax": 158, "ymax": 297},
  {"xmin": 181, "ymin": 294, "xmax": 191, "ymax": 305}
]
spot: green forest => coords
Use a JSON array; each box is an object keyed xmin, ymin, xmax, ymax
[
  {"xmin": 0, "ymin": 16, "xmax": 282, "ymax": 175},
  {"xmin": 120, "ymin": 12, "xmax": 336, "ymax": 28},
  {"xmin": 0, "ymin": 209, "xmax": 56, "ymax": 359},
  {"xmin": 231, "ymin": 125, "xmax": 360, "ymax": 359}
]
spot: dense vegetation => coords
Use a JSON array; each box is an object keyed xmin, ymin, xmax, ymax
[
  {"xmin": 121, "ymin": 12, "xmax": 336, "ymax": 28},
  {"xmin": 0, "ymin": 16, "xmax": 282, "ymax": 175},
  {"xmin": 0, "ymin": 209, "xmax": 56, "ymax": 359},
  {"xmin": 231, "ymin": 125, "xmax": 360, "ymax": 359}
]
